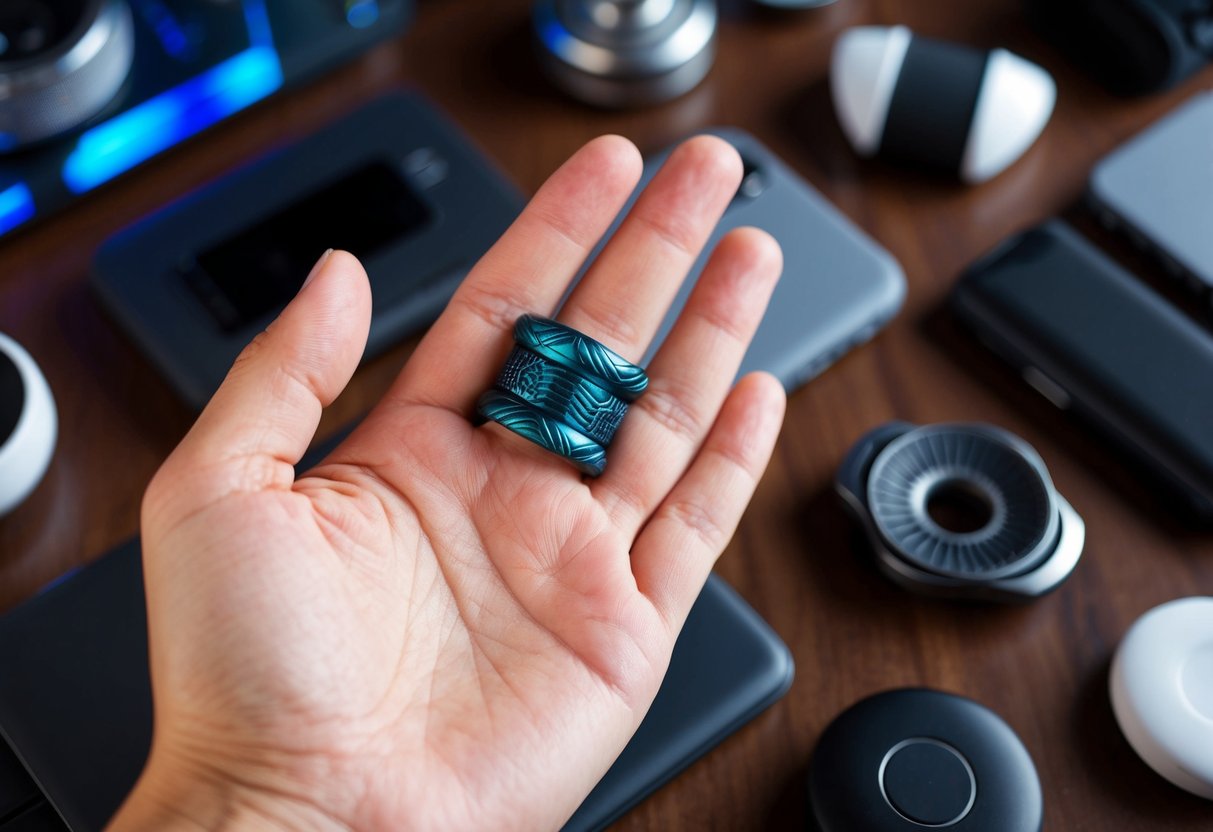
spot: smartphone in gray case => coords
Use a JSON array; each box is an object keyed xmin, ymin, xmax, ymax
[
  {"xmin": 1088, "ymin": 91, "xmax": 1213, "ymax": 303},
  {"xmin": 571, "ymin": 128, "xmax": 906, "ymax": 391}
]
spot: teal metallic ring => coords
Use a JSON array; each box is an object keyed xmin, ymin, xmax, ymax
[
  {"xmin": 477, "ymin": 316, "xmax": 648, "ymax": 476},
  {"xmin": 513, "ymin": 315, "xmax": 649, "ymax": 401},
  {"xmin": 477, "ymin": 389, "xmax": 609, "ymax": 476},
  {"xmin": 496, "ymin": 346, "xmax": 628, "ymax": 446}
]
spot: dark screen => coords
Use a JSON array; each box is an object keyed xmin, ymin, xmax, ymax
[
  {"xmin": 961, "ymin": 223, "xmax": 1213, "ymax": 484},
  {"xmin": 185, "ymin": 161, "xmax": 431, "ymax": 331}
]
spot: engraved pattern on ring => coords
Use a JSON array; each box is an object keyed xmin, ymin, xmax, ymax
[
  {"xmin": 476, "ymin": 389, "xmax": 608, "ymax": 476},
  {"xmin": 514, "ymin": 315, "xmax": 649, "ymax": 401},
  {"xmin": 497, "ymin": 347, "xmax": 628, "ymax": 446}
]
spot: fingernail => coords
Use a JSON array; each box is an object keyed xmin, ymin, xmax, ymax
[{"xmin": 301, "ymin": 249, "xmax": 334, "ymax": 291}]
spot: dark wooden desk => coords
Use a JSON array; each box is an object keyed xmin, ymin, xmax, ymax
[{"xmin": 2, "ymin": 1, "xmax": 1212, "ymax": 828}]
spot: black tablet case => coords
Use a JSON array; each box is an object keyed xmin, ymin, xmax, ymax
[{"xmin": 0, "ymin": 438, "xmax": 793, "ymax": 831}]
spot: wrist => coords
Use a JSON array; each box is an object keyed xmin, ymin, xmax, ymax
[{"xmin": 106, "ymin": 746, "xmax": 349, "ymax": 832}]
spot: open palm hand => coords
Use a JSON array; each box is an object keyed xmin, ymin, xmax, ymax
[{"xmin": 110, "ymin": 136, "xmax": 785, "ymax": 832}]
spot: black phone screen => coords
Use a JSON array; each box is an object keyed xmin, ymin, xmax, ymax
[{"xmin": 185, "ymin": 161, "xmax": 432, "ymax": 331}]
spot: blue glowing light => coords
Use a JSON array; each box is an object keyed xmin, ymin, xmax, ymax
[
  {"xmin": 0, "ymin": 183, "xmax": 35, "ymax": 235},
  {"xmin": 346, "ymin": 0, "xmax": 380, "ymax": 29},
  {"xmin": 243, "ymin": 0, "xmax": 275, "ymax": 48},
  {"xmin": 62, "ymin": 46, "xmax": 283, "ymax": 194},
  {"xmin": 59, "ymin": 0, "xmax": 280, "ymax": 194}
]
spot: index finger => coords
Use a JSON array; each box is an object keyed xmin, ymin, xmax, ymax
[{"xmin": 387, "ymin": 135, "xmax": 643, "ymax": 414}]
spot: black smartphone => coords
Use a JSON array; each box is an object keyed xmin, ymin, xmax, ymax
[{"xmin": 951, "ymin": 220, "xmax": 1213, "ymax": 520}]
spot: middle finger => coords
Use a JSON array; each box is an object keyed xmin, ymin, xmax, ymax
[{"xmin": 556, "ymin": 135, "xmax": 743, "ymax": 361}]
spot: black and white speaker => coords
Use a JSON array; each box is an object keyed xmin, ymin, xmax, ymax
[{"xmin": 830, "ymin": 25, "xmax": 1056, "ymax": 183}]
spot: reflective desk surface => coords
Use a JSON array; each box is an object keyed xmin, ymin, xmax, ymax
[{"xmin": 2, "ymin": 1, "xmax": 1212, "ymax": 829}]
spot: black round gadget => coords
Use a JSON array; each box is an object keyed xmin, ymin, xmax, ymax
[
  {"xmin": 808, "ymin": 689, "xmax": 1042, "ymax": 832},
  {"xmin": 0, "ymin": 0, "xmax": 135, "ymax": 150}
]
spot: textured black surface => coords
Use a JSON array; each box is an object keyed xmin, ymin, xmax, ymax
[
  {"xmin": 880, "ymin": 37, "xmax": 988, "ymax": 173},
  {"xmin": 809, "ymin": 689, "xmax": 1042, "ymax": 832}
]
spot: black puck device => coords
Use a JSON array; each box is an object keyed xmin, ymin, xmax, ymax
[{"xmin": 808, "ymin": 689, "xmax": 1043, "ymax": 832}]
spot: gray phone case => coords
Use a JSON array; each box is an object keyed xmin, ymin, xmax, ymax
[
  {"xmin": 570, "ymin": 128, "xmax": 906, "ymax": 391},
  {"xmin": 1089, "ymin": 91, "xmax": 1213, "ymax": 299}
]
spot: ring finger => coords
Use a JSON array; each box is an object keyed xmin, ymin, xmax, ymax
[{"xmin": 592, "ymin": 227, "xmax": 783, "ymax": 532}]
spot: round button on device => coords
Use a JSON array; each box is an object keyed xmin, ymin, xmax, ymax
[
  {"xmin": 809, "ymin": 689, "xmax": 1042, "ymax": 831},
  {"xmin": 1111, "ymin": 597, "xmax": 1213, "ymax": 799},
  {"xmin": 881, "ymin": 739, "xmax": 975, "ymax": 825}
]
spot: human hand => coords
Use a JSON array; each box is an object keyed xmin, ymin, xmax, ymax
[{"xmin": 108, "ymin": 135, "xmax": 785, "ymax": 832}]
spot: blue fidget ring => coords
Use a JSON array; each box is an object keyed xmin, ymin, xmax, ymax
[
  {"xmin": 477, "ymin": 389, "xmax": 609, "ymax": 476},
  {"xmin": 477, "ymin": 316, "xmax": 648, "ymax": 476},
  {"xmin": 496, "ymin": 347, "xmax": 628, "ymax": 446},
  {"xmin": 513, "ymin": 315, "xmax": 649, "ymax": 401}
]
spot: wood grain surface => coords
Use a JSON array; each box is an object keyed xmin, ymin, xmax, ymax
[{"xmin": 2, "ymin": 1, "xmax": 1212, "ymax": 829}]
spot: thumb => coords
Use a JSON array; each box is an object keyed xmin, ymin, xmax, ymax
[{"xmin": 159, "ymin": 249, "xmax": 371, "ymax": 500}]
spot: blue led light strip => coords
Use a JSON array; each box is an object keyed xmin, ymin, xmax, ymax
[
  {"xmin": 0, "ymin": 184, "xmax": 35, "ymax": 236},
  {"xmin": 60, "ymin": 0, "xmax": 283, "ymax": 195}
]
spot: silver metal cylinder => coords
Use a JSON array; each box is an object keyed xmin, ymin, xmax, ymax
[
  {"xmin": 0, "ymin": 0, "xmax": 136, "ymax": 152},
  {"xmin": 533, "ymin": 0, "xmax": 717, "ymax": 108}
]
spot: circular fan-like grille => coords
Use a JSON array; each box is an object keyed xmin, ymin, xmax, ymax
[{"xmin": 867, "ymin": 425, "xmax": 1058, "ymax": 579}]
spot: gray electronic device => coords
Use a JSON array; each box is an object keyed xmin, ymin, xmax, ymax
[
  {"xmin": 836, "ymin": 422, "xmax": 1084, "ymax": 602},
  {"xmin": 575, "ymin": 128, "xmax": 905, "ymax": 391},
  {"xmin": 91, "ymin": 93, "xmax": 525, "ymax": 410},
  {"xmin": 1089, "ymin": 91, "xmax": 1213, "ymax": 302}
]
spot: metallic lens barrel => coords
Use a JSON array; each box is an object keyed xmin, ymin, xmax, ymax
[{"xmin": 0, "ymin": 0, "xmax": 135, "ymax": 151}]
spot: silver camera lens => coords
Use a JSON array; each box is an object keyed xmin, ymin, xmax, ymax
[{"xmin": 0, "ymin": 0, "xmax": 135, "ymax": 151}]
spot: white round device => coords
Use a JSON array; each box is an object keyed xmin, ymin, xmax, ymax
[
  {"xmin": 0, "ymin": 331, "xmax": 57, "ymax": 517},
  {"xmin": 1110, "ymin": 596, "xmax": 1213, "ymax": 799},
  {"xmin": 830, "ymin": 25, "xmax": 1055, "ymax": 184}
]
